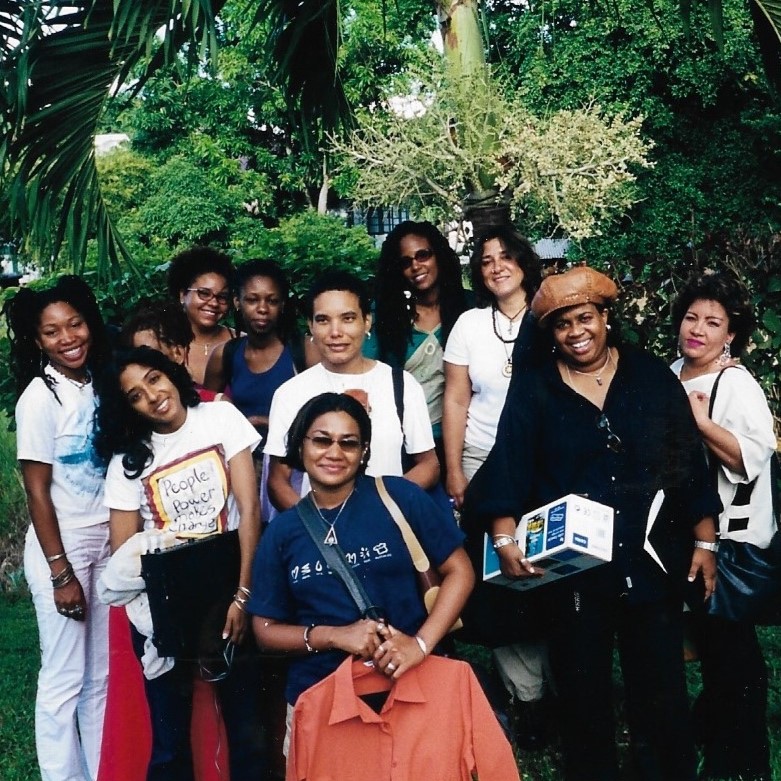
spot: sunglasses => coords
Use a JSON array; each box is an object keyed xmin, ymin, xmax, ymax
[
  {"xmin": 186, "ymin": 287, "xmax": 231, "ymax": 305},
  {"xmin": 304, "ymin": 434, "xmax": 364, "ymax": 453},
  {"xmin": 399, "ymin": 248, "xmax": 434, "ymax": 270},
  {"xmin": 597, "ymin": 414, "xmax": 623, "ymax": 454},
  {"xmin": 199, "ymin": 640, "xmax": 235, "ymax": 682}
]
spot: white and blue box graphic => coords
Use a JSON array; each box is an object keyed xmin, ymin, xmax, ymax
[{"xmin": 483, "ymin": 495, "xmax": 614, "ymax": 590}]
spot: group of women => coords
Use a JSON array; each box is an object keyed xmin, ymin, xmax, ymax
[{"xmin": 5, "ymin": 221, "xmax": 777, "ymax": 781}]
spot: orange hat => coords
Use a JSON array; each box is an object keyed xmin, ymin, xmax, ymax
[{"xmin": 531, "ymin": 266, "xmax": 618, "ymax": 325}]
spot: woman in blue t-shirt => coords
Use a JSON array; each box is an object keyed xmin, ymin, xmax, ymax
[
  {"xmin": 248, "ymin": 392, "xmax": 473, "ymax": 728},
  {"xmin": 205, "ymin": 258, "xmax": 303, "ymax": 437}
]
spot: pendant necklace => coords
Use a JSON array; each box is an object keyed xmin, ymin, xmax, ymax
[
  {"xmin": 310, "ymin": 489, "xmax": 355, "ymax": 545},
  {"xmin": 567, "ymin": 349, "xmax": 614, "ymax": 387},
  {"xmin": 492, "ymin": 305, "xmax": 525, "ymax": 378},
  {"xmin": 47, "ymin": 363, "xmax": 92, "ymax": 390}
]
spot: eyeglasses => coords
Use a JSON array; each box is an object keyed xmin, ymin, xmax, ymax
[
  {"xmin": 186, "ymin": 287, "xmax": 230, "ymax": 305},
  {"xmin": 399, "ymin": 248, "xmax": 434, "ymax": 270},
  {"xmin": 597, "ymin": 414, "xmax": 623, "ymax": 453},
  {"xmin": 304, "ymin": 434, "xmax": 364, "ymax": 453},
  {"xmin": 199, "ymin": 640, "xmax": 235, "ymax": 682}
]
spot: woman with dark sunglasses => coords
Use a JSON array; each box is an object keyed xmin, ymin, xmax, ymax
[
  {"xmin": 365, "ymin": 221, "xmax": 470, "ymax": 473},
  {"xmin": 95, "ymin": 347, "xmax": 264, "ymax": 781},
  {"xmin": 167, "ymin": 246, "xmax": 235, "ymax": 386},
  {"xmin": 249, "ymin": 392, "xmax": 473, "ymax": 758},
  {"xmin": 465, "ymin": 266, "xmax": 721, "ymax": 781}
]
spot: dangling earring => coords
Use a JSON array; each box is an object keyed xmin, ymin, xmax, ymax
[
  {"xmin": 718, "ymin": 341, "xmax": 732, "ymax": 366},
  {"xmin": 308, "ymin": 334, "xmax": 314, "ymax": 343},
  {"xmin": 606, "ymin": 324, "xmax": 612, "ymax": 331},
  {"xmin": 365, "ymin": 331, "xmax": 371, "ymax": 340}
]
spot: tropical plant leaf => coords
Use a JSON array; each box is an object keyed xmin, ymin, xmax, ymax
[
  {"xmin": 2, "ymin": 0, "xmax": 226, "ymax": 280},
  {"xmin": 755, "ymin": 0, "xmax": 781, "ymax": 42}
]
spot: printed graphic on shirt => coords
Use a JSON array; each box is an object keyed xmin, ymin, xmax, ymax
[
  {"xmin": 56, "ymin": 409, "xmax": 104, "ymax": 498},
  {"xmin": 142, "ymin": 445, "xmax": 230, "ymax": 536},
  {"xmin": 290, "ymin": 541, "xmax": 392, "ymax": 583}
]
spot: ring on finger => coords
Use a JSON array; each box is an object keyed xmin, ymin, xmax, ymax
[{"xmin": 386, "ymin": 662, "xmax": 397, "ymax": 672}]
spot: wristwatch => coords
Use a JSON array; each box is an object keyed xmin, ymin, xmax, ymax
[{"xmin": 693, "ymin": 540, "xmax": 719, "ymax": 552}]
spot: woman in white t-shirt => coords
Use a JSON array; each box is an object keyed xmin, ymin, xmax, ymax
[
  {"xmin": 4, "ymin": 275, "xmax": 112, "ymax": 781},
  {"xmin": 671, "ymin": 272, "xmax": 775, "ymax": 781},
  {"xmin": 265, "ymin": 270, "xmax": 439, "ymax": 511},
  {"xmin": 95, "ymin": 347, "xmax": 264, "ymax": 781},
  {"xmin": 443, "ymin": 226, "xmax": 548, "ymax": 750}
]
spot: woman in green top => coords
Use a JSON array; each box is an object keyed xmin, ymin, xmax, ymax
[{"xmin": 366, "ymin": 221, "xmax": 469, "ymax": 473}]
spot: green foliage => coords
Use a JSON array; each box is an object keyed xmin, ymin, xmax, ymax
[
  {"xmin": 237, "ymin": 211, "xmax": 378, "ymax": 301},
  {"xmin": 0, "ymin": 414, "xmax": 27, "ymax": 594}
]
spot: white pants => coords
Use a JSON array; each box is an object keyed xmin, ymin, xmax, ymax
[{"xmin": 25, "ymin": 523, "xmax": 110, "ymax": 781}]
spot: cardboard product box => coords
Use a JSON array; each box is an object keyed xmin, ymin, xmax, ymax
[{"xmin": 483, "ymin": 494, "xmax": 614, "ymax": 591}]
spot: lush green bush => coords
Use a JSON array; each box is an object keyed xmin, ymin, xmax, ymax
[{"xmin": 0, "ymin": 413, "xmax": 29, "ymax": 593}]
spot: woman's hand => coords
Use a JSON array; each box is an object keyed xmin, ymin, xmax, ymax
[
  {"xmin": 53, "ymin": 575, "xmax": 87, "ymax": 621},
  {"xmin": 329, "ymin": 618, "xmax": 384, "ymax": 658},
  {"xmin": 688, "ymin": 548, "xmax": 717, "ymax": 600},
  {"xmin": 373, "ymin": 623, "xmax": 426, "ymax": 680},
  {"xmin": 222, "ymin": 601, "xmax": 248, "ymax": 644},
  {"xmin": 497, "ymin": 542, "xmax": 545, "ymax": 580},
  {"xmin": 687, "ymin": 390, "xmax": 711, "ymax": 428},
  {"xmin": 446, "ymin": 469, "xmax": 469, "ymax": 510}
]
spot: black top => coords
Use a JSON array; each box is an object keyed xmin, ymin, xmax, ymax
[{"xmin": 464, "ymin": 346, "xmax": 722, "ymax": 603}]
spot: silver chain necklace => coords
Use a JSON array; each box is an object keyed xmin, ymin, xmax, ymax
[{"xmin": 311, "ymin": 488, "xmax": 355, "ymax": 545}]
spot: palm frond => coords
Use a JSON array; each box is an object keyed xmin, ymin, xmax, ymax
[
  {"xmin": 755, "ymin": 0, "xmax": 781, "ymax": 42},
  {"xmin": 3, "ymin": 0, "xmax": 225, "ymax": 279}
]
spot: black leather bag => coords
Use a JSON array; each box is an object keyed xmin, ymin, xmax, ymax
[
  {"xmin": 705, "ymin": 368, "xmax": 781, "ymax": 624},
  {"xmin": 141, "ymin": 530, "xmax": 240, "ymax": 659}
]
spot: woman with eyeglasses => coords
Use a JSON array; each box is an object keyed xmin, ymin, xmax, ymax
[
  {"xmin": 671, "ymin": 271, "xmax": 775, "ymax": 781},
  {"xmin": 365, "ymin": 221, "xmax": 469, "ymax": 473},
  {"xmin": 95, "ymin": 347, "xmax": 264, "ymax": 781},
  {"xmin": 249, "ymin": 392, "xmax": 473, "ymax": 755},
  {"xmin": 465, "ymin": 266, "xmax": 721, "ymax": 781},
  {"xmin": 167, "ymin": 246, "xmax": 235, "ymax": 386}
]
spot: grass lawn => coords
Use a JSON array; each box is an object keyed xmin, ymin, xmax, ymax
[{"xmin": 2, "ymin": 591, "xmax": 781, "ymax": 780}]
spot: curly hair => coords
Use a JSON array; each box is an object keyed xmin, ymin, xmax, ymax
[
  {"xmin": 166, "ymin": 246, "xmax": 233, "ymax": 299},
  {"xmin": 94, "ymin": 347, "xmax": 201, "ymax": 478},
  {"xmin": 233, "ymin": 259, "xmax": 297, "ymax": 343},
  {"xmin": 469, "ymin": 226, "xmax": 542, "ymax": 308},
  {"xmin": 374, "ymin": 221, "xmax": 468, "ymax": 364},
  {"xmin": 303, "ymin": 270, "xmax": 371, "ymax": 320},
  {"xmin": 671, "ymin": 270, "xmax": 755, "ymax": 356},
  {"xmin": 283, "ymin": 392, "xmax": 371, "ymax": 472},
  {"xmin": 2, "ymin": 275, "xmax": 110, "ymax": 402},
  {"xmin": 119, "ymin": 299, "xmax": 194, "ymax": 350}
]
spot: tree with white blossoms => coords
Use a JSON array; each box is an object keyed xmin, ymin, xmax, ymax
[{"xmin": 331, "ymin": 63, "xmax": 653, "ymax": 240}]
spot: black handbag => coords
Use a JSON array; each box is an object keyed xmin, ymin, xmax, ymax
[
  {"xmin": 141, "ymin": 530, "xmax": 240, "ymax": 659},
  {"xmin": 704, "ymin": 367, "xmax": 781, "ymax": 624}
]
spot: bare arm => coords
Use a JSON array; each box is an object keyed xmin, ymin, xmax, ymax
[
  {"xmin": 442, "ymin": 361, "xmax": 472, "ymax": 508},
  {"xmin": 688, "ymin": 515, "xmax": 718, "ymax": 600},
  {"xmin": 203, "ymin": 342, "xmax": 227, "ymax": 392},
  {"xmin": 109, "ymin": 508, "xmax": 143, "ymax": 552},
  {"xmin": 687, "ymin": 391, "xmax": 744, "ymax": 474},
  {"xmin": 267, "ymin": 456, "xmax": 301, "ymax": 511},
  {"xmin": 253, "ymin": 615, "xmax": 385, "ymax": 659},
  {"xmin": 404, "ymin": 448, "xmax": 440, "ymax": 490},
  {"xmin": 223, "ymin": 447, "xmax": 261, "ymax": 643},
  {"xmin": 374, "ymin": 547, "xmax": 475, "ymax": 679},
  {"xmin": 21, "ymin": 460, "xmax": 86, "ymax": 619}
]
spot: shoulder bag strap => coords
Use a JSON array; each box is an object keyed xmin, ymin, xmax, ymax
[
  {"xmin": 295, "ymin": 494, "xmax": 384, "ymax": 621},
  {"xmin": 375, "ymin": 476, "xmax": 430, "ymax": 575}
]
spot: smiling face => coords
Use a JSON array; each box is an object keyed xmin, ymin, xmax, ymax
[
  {"xmin": 678, "ymin": 298, "xmax": 733, "ymax": 369},
  {"xmin": 480, "ymin": 238, "xmax": 525, "ymax": 304},
  {"xmin": 179, "ymin": 272, "xmax": 230, "ymax": 331},
  {"xmin": 399, "ymin": 234, "xmax": 439, "ymax": 296},
  {"xmin": 236, "ymin": 275, "xmax": 284, "ymax": 339},
  {"xmin": 308, "ymin": 290, "xmax": 371, "ymax": 374},
  {"xmin": 36, "ymin": 302, "xmax": 92, "ymax": 381},
  {"xmin": 119, "ymin": 363, "xmax": 187, "ymax": 434},
  {"xmin": 551, "ymin": 303, "xmax": 610, "ymax": 371},
  {"xmin": 300, "ymin": 411, "xmax": 366, "ymax": 493}
]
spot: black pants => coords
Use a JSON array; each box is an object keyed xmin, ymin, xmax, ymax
[
  {"xmin": 131, "ymin": 628, "xmax": 268, "ymax": 781},
  {"xmin": 691, "ymin": 612, "xmax": 770, "ymax": 780},
  {"xmin": 547, "ymin": 589, "xmax": 696, "ymax": 781}
]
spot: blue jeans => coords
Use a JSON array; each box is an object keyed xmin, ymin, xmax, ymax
[{"xmin": 131, "ymin": 629, "xmax": 267, "ymax": 781}]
